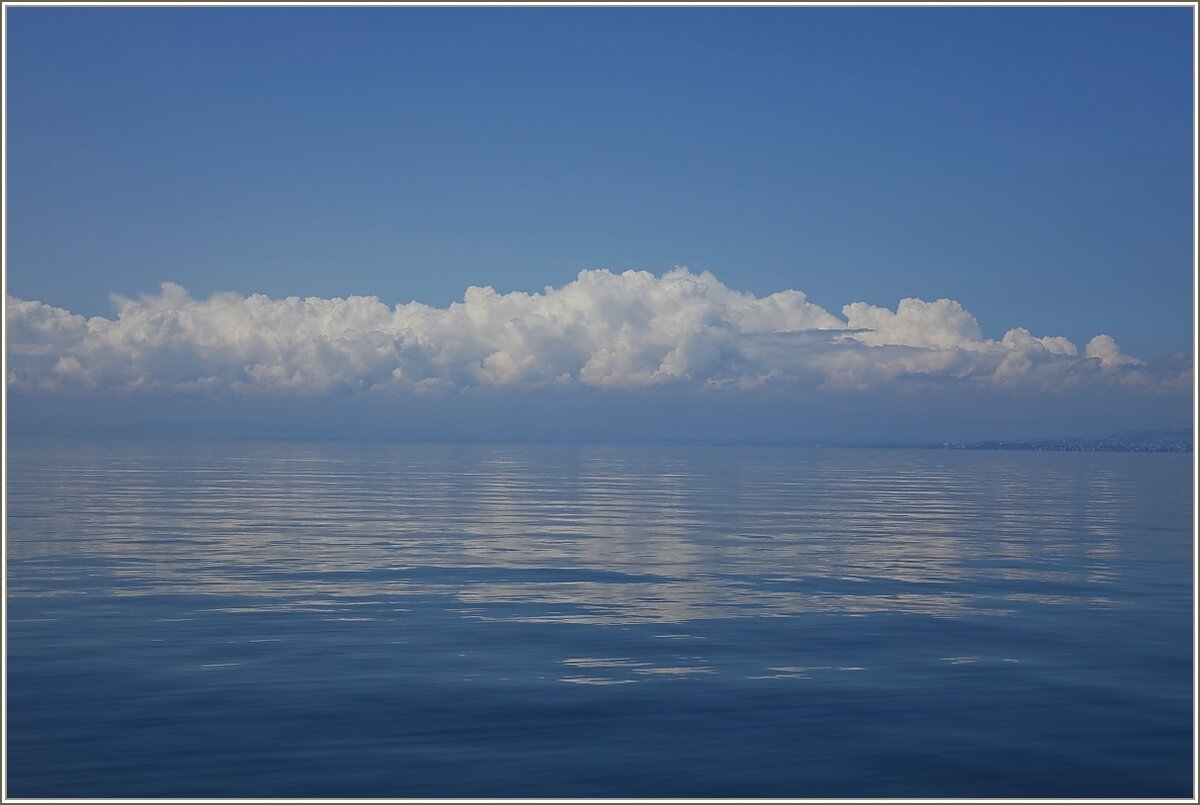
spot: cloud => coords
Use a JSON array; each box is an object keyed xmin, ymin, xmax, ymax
[
  {"xmin": 842, "ymin": 297, "xmax": 982, "ymax": 349},
  {"xmin": 4, "ymin": 268, "xmax": 1178, "ymax": 396},
  {"xmin": 1085, "ymin": 334, "xmax": 1143, "ymax": 369}
]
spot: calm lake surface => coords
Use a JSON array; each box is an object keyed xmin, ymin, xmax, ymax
[{"xmin": 6, "ymin": 438, "xmax": 1194, "ymax": 797}]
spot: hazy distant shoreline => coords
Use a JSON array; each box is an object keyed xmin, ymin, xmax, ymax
[
  {"xmin": 6, "ymin": 429, "xmax": 1191, "ymax": 453},
  {"xmin": 934, "ymin": 429, "xmax": 1192, "ymax": 453},
  {"xmin": 685, "ymin": 429, "xmax": 1194, "ymax": 453}
]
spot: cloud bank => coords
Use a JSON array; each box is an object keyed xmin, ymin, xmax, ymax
[{"xmin": 5, "ymin": 268, "xmax": 1187, "ymax": 397}]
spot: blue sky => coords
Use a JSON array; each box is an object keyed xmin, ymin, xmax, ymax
[{"xmin": 4, "ymin": 6, "xmax": 1194, "ymax": 441}]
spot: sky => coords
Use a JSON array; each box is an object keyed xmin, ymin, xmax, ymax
[{"xmin": 4, "ymin": 6, "xmax": 1195, "ymax": 442}]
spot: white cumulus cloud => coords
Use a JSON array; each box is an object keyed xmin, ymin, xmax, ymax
[{"xmin": 5, "ymin": 267, "xmax": 1171, "ymax": 396}]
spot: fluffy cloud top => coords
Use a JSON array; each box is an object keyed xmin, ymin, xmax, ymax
[{"xmin": 5, "ymin": 268, "xmax": 1180, "ymax": 396}]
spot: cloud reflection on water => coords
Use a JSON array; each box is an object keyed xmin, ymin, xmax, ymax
[{"xmin": 7, "ymin": 440, "xmax": 1177, "ymax": 627}]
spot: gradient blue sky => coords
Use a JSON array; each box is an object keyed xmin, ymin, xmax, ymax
[{"xmin": 4, "ymin": 6, "xmax": 1195, "ymax": 441}]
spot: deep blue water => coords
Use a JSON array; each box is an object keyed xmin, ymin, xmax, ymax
[{"xmin": 5, "ymin": 438, "xmax": 1194, "ymax": 797}]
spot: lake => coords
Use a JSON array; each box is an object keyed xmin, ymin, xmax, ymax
[{"xmin": 5, "ymin": 438, "xmax": 1194, "ymax": 797}]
